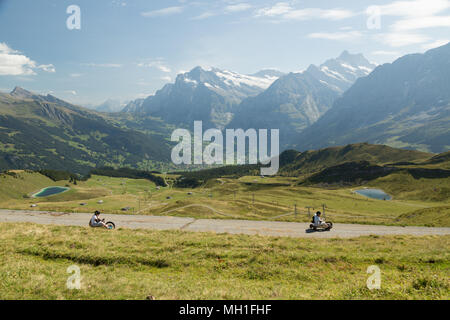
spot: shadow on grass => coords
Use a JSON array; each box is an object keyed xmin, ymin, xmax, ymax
[{"xmin": 17, "ymin": 247, "xmax": 169, "ymax": 268}]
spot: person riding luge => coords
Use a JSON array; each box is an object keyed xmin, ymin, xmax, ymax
[
  {"xmin": 89, "ymin": 210, "xmax": 108, "ymax": 229},
  {"xmin": 310, "ymin": 211, "xmax": 333, "ymax": 231},
  {"xmin": 313, "ymin": 211, "xmax": 328, "ymax": 227}
]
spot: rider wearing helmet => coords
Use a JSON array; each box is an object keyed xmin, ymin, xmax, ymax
[{"xmin": 90, "ymin": 210, "xmax": 108, "ymax": 228}]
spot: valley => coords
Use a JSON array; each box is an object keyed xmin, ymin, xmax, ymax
[
  {"xmin": 1, "ymin": 44, "xmax": 449, "ymax": 175},
  {"xmin": 1, "ymin": 142, "xmax": 448, "ymax": 228}
]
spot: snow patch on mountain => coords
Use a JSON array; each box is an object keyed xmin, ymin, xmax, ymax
[
  {"xmin": 183, "ymin": 78, "xmax": 198, "ymax": 86},
  {"xmin": 214, "ymin": 70, "xmax": 277, "ymax": 89},
  {"xmin": 320, "ymin": 66, "xmax": 350, "ymax": 82},
  {"xmin": 306, "ymin": 51, "xmax": 377, "ymax": 93}
]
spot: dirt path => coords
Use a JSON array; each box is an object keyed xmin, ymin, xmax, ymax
[
  {"xmin": 0, "ymin": 209, "xmax": 449, "ymax": 238},
  {"xmin": 159, "ymin": 204, "xmax": 238, "ymax": 218}
]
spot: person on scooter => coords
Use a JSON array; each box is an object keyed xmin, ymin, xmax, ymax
[
  {"xmin": 90, "ymin": 210, "xmax": 108, "ymax": 229},
  {"xmin": 313, "ymin": 211, "xmax": 328, "ymax": 227}
]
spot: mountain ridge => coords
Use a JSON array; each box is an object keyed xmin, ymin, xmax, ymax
[
  {"xmin": 295, "ymin": 42, "xmax": 450, "ymax": 153},
  {"xmin": 0, "ymin": 88, "xmax": 171, "ymax": 173},
  {"xmin": 123, "ymin": 66, "xmax": 284, "ymax": 128},
  {"xmin": 227, "ymin": 51, "xmax": 376, "ymax": 148}
]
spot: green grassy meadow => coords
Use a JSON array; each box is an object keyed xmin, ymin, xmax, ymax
[
  {"xmin": 0, "ymin": 170, "xmax": 448, "ymax": 227},
  {"xmin": 0, "ymin": 222, "xmax": 448, "ymax": 300},
  {"xmin": 0, "ymin": 170, "xmax": 449, "ymax": 300}
]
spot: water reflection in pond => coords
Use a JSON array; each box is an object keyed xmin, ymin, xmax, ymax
[{"xmin": 355, "ymin": 188, "xmax": 392, "ymax": 200}]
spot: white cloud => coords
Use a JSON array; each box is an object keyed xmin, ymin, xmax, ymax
[
  {"xmin": 225, "ymin": 3, "xmax": 252, "ymax": 13},
  {"xmin": 70, "ymin": 73, "xmax": 82, "ymax": 77},
  {"xmin": 377, "ymin": 0, "xmax": 450, "ymax": 18},
  {"xmin": 138, "ymin": 60, "xmax": 171, "ymax": 73},
  {"xmin": 391, "ymin": 15, "xmax": 450, "ymax": 31},
  {"xmin": 368, "ymin": 0, "xmax": 450, "ymax": 47},
  {"xmin": 284, "ymin": 8, "xmax": 354, "ymax": 21},
  {"xmin": 376, "ymin": 32, "xmax": 430, "ymax": 47},
  {"xmin": 141, "ymin": 6, "xmax": 184, "ymax": 17},
  {"xmin": 191, "ymin": 12, "xmax": 217, "ymax": 20},
  {"xmin": 157, "ymin": 65, "xmax": 171, "ymax": 73},
  {"xmin": 0, "ymin": 43, "xmax": 15, "ymax": 54},
  {"xmin": 111, "ymin": 1, "xmax": 127, "ymax": 7},
  {"xmin": 161, "ymin": 76, "xmax": 172, "ymax": 82},
  {"xmin": 137, "ymin": 93, "xmax": 152, "ymax": 99},
  {"xmin": 256, "ymin": 2, "xmax": 291, "ymax": 17},
  {"xmin": 372, "ymin": 50, "xmax": 401, "ymax": 55},
  {"xmin": 81, "ymin": 63, "xmax": 122, "ymax": 68},
  {"xmin": 0, "ymin": 43, "xmax": 55, "ymax": 76},
  {"xmin": 192, "ymin": 3, "xmax": 252, "ymax": 20},
  {"xmin": 37, "ymin": 64, "xmax": 56, "ymax": 73},
  {"xmin": 308, "ymin": 31, "xmax": 362, "ymax": 41},
  {"xmin": 421, "ymin": 39, "xmax": 450, "ymax": 50},
  {"xmin": 256, "ymin": 2, "xmax": 355, "ymax": 21},
  {"xmin": 377, "ymin": 0, "xmax": 450, "ymax": 32}
]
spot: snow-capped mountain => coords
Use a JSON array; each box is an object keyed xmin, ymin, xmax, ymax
[
  {"xmin": 123, "ymin": 66, "xmax": 283, "ymax": 128},
  {"xmin": 123, "ymin": 52, "xmax": 374, "ymax": 136},
  {"xmin": 305, "ymin": 50, "xmax": 377, "ymax": 93},
  {"xmin": 296, "ymin": 42, "xmax": 450, "ymax": 153},
  {"xmin": 175, "ymin": 67, "xmax": 281, "ymax": 104},
  {"xmin": 227, "ymin": 51, "xmax": 376, "ymax": 149},
  {"xmin": 250, "ymin": 69, "xmax": 286, "ymax": 79}
]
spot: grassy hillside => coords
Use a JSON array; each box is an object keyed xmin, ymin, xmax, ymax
[
  {"xmin": 0, "ymin": 140, "xmax": 448, "ymax": 227},
  {"xmin": 395, "ymin": 206, "xmax": 450, "ymax": 227},
  {"xmin": 0, "ymin": 223, "xmax": 448, "ymax": 300},
  {"xmin": 419, "ymin": 151, "xmax": 450, "ymax": 169},
  {"xmin": 1, "ymin": 170, "xmax": 448, "ymax": 227},
  {"xmin": 280, "ymin": 143, "xmax": 432, "ymax": 175},
  {"xmin": 0, "ymin": 172, "xmax": 157, "ymax": 213},
  {"xmin": 170, "ymin": 143, "xmax": 434, "ymax": 185},
  {"xmin": 0, "ymin": 170, "xmax": 60, "ymax": 202},
  {"xmin": 370, "ymin": 171, "xmax": 450, "ymax": 202},
  {"xmin": 0, "ymin": 89, "xmax": 171, "ymax": 174}
]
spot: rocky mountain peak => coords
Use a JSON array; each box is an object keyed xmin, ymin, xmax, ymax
[
  {"xmin": 336, "ymin": 50, "xmax": 374, "ymax": 69},
  {"xmin": 10, "ymin": 86, "xmax": 35, "ymax": 99},
  {"xmin": 303, "ymin": 51, "xmax": 376, "ymax": 93},
  {"xmin": 251, "ymin": 69, "xmax": 286, "ymax": 78}
]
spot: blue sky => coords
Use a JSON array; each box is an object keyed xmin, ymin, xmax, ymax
[{"xmin": 0, "ymin": 0, "xmax": 449, "ymax": 105}]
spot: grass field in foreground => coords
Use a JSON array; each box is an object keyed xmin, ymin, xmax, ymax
[{"xmin": 0, "ymin": 223, "xmax": 448, "ymax": 300}]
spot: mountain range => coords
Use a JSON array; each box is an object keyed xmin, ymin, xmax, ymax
[
  {"xmin": 123, "ymin": 51, "xmax": 376, "ymax": 148},
  {"xmin": 295, "ymin": 42, "xmax": 450, "ymax": 153},
  {"xmin": 88, "ymin": 99, "xmax": 129, "ymax": 113},
  {"xmin": 227, "ymin": 51, "xmax": 376, "ymax": 148},
  {"xmin": 0, "ymin": 44, "xmax": 449, "ymax": 173},
  {"xmin": 123, "ymin": 67, "xmax": 284, "ymax": 128}
]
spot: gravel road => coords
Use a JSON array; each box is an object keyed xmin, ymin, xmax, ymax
[{"xmin": 1, "ymin": 209, "xmax": 449, "ymax": 238}]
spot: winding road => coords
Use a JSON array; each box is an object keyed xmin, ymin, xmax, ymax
[{"xmin": 1, "ymin": 209, "xmax": 449, "ymax": 238}]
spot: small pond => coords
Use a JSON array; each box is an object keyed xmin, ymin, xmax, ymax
[
  {"xmin": 33, "ymin": 187, "xmax": 70, "ymax": 198},
  {"xmin": 355, "ymin": 188, "xmax": 392, "ymax": 200}
]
